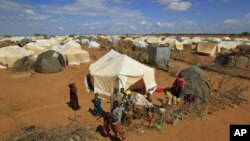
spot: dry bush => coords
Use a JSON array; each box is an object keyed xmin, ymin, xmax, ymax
[
  {"xmin": 4, "ymin": 116, "xmax": 99, "ymax": 141},
  {"xmin": 166, "ymin": 60, "xmax": 181, "ymax": 76},
  {"xmin": 11, "ymin": 56, "xmax": 34, "ymax": 72}
]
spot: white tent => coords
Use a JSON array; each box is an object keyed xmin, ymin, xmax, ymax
[
  {"xmin": 80, "ymin": 39, "xmax": 90, "ymax": 45},
  {"xmin": 162, "ymin": 38, "xmax": 183, "ymax": 50},
  {"xmin": 0, "ymin": 46, "xmax": 34, "ymax": 68},
  {"xmin": 89, "ymin": 41, "xmax": 100, "ymax": 48},
  {"xmin": 145, "ymin": 37, "xmax": 162, "ymax": 45},
  {"xmin": 162, "ymin": 38, "xmax": 176, "ymax": 48},
  {"xmin": 133, "ymin": 40, "xmax": 148, "ymax": 48},
  {"xmin": 212, "ymin": 38, "xmax": 222, "ymax": 43},
  {"xmin": 89, "ymin": 50, "xmax": 157, "ymax": 96},
  {"xmin": 124, "ymin": 37, "xmax": 134, "ymax": 42},
  {"xmin": 234, "ymin": 38, "xmax": 249, "ymax": 42},
  {"xmin": 182, "ymin": 38, "xmax": 192, "ymax": 44},
  {"xmin": 23, "ymin": 42, "xmax": 47, "ymax": 57},
  {"xmin": 197, "ymin": 41, "xmax": 218, "ymax": 57},
  {"xmin": 51, "ymin": 44, "xmax": 64, "ymax": 52},
  {"xmin": 192, "ymin": 37, "xmax": 202, "ymax": 44},
  {"xmin": 34, "ymin": 39, "xmax": 52, "ymax": 49},
  {"xmin": 60, "ymin": 46, "xmax": 89, "ymax": 65},
  {"xmin": 222, "ymin": 37, "xmax": 231, "ymax": 41},
  {"xmin": 218, "ymin": 41, "xmax": 243, "ymax": 52},
  {"xmin": 63, "ymin": 40, "xmax": 81, "ymax": 48}
]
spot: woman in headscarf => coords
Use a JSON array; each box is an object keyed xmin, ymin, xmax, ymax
[{"xmin": 68, "ymin": 83, "xmax": 81, "ymax": 111}]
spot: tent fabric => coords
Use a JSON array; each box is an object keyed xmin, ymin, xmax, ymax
[
  {"xmin": 63, "ymin": 40, "xmax": 81, "ymax": 48},
  {"xmin": 162, "ymin": 38, "xmax": 176, "ymax": 48},
  {"xmin": 234, "ymin": 38, "xmax": 249, "ymax": 42},
  {"xmin": 80, "ymin": 39, "xmax": 90, "ymax": 45},
  {"xmin": 34, "ymin": 50, "xmax": 65, "ymax": 73},
  {"xmin": 145, "ymin": 38, "xmax": 162, "ymax": 44},
  {"xmin": 197, "ymin": 41, "xmax": 218, "ymax": 56},
  {"xmin": 133, "ymin": 41, "xmax": 148, "ymax": 48},
  {"xmin": 60, "ymin": 46, "xmax": 89, "ymax": 65},
  {"xmin": 89, "ymin": 41, "xmax": 100, "ymax": 48},
  {"xmin": 34, "ymin": 40, "xmax": 52, "ymax": 49},
  {"xmin": 212, "ymin": 38, "xmax": 222, "ymax": 43},
  {"xmin": 222, "ymin": 37, "xmax": 231, "ymax": 41},
  {"xmin": 218, "ymin": 41, "xmax": 243, "ymax": 52},
  {"xmin": 51, "ymin": 44, "xmax": 64, "ymax": 52},
  {"xmin": 89, "ymin": 49, "xmax": 157, "ymax": 96},
  {"xmin": 0, "ymin": 45, "xmax": 34, "ymax": 68},
  {"xmin": 131, "ymin": 93, "xmax": 151, "ymax": 106},
  {"xmin": 171, "ymin": 66, "xmax": 211, "ymax": 103},
  {"xmin": 192, "ymin": 37, "xmax": 202, "ymax": 44},
  {"xmin": 23, "ymin": 42, "xmax": 47, "ymax": 56}
]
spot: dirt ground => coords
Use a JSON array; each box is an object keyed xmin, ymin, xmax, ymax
[{"xmin": 0, "ymin": 50, "xmax": 250, "ymax": 141}]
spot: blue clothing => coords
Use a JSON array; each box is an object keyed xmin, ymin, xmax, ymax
[{"xmin": 92, "ymin": 98, "xmax": 102, "ymax": 116}]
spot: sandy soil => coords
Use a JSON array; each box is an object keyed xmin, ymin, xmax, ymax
[{"xmin": 0, "ymin": 52, "xmax": 250, "ymax": 141}]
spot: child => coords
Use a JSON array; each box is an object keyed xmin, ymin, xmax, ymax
[{"xmin": 92, "ymin": 93, "xmax": 102, "ymax": 116}]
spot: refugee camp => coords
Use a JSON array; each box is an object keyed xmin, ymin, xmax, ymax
[{"xmin": 0, "ymin": 0, "xmax": 250, "ymax": 141}]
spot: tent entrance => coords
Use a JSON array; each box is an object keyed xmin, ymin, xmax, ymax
[
  {"xmin": 129, "ymin": 78, "xmax": 146, "ymax": 94},
  {"xmin": 86, "ymin": 74, "xmax": 94, "ymax": 91}
]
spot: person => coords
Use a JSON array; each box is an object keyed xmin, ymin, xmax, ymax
[
  {"xmin": 68, "ymin": 83, "xmax": 81, "ymax": 111},
  {"xmin": 114, "ymin": 88, "xmax": 126, "ymax": 105},
  {"xmin": 121, "ymin": 90, "xmax": 133, "ymax": 112},
  {"xmin": 92, "ymin": 93, "xmax": 102, "ymax": 116},
  {"xmin": 111, "ymin": 101, "xmax": 125, "ymax": 141},
  {"xmin": 165, "ymin": 91, "xmax": 181, "ymax": 105},
  {"xmin": 145, "ymin": 93, "xmax": 154, "ymax": 119}
]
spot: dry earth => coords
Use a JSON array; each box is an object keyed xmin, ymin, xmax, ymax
[{"xmin": 0, "ymin": 49, "xmax": 250, "ymax": 141}]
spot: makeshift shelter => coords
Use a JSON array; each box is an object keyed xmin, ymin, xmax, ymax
[
  {"xmin": 0, "ymin": 45, "xmax": 34, "ymax": 68},
  {"xmin": 148, "ymin": 47, "xmax": 170, "ymax": 69},
  {"xmin": 197, "ymin": 41, "xmax": 218, "ymax": 56},
  {"xmin": 218, "ymin": 41, "xmax": 243, "ymax": 53},
  {"xmin": 34, "ymin": 50, "xmax": 65, "ymax": 73},
  {"xmin": 89, "ymin": 41, "xmax": 100, "ymax": 48},
  {"xmin": 133, "ymin": 40, "xmax": 148, "ymax": 48},
  {"xmin": 171, "ymin": 66, "xmax": 211, "ymax": 104},
  {"xmin": 60, "ymin": 46, "xmax": 89, "ymax": 65},
  {"xmin": 88, "ymin": 50, "xmax": 157, "ymax": 96}
]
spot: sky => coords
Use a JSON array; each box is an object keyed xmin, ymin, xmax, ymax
[{"xmin": 0, "ymin": 0, "xmax": 249, "ymax": 35}]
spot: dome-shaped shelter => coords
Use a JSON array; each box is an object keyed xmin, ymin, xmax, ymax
[
  {"xmin": 171, "ymin": 66, "xmax": 212, "ymax": 104},
  {"xmin": 34, "ymin": 50, "xmax": 65, "ymax": 73}
]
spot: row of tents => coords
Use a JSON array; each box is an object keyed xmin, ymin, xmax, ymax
[
  {"xmin": 0, "ymin": 39, "xmax": 91, "ymax": 71},
  {"xmin": 130, "ymin": 36, "xmax": 250, "ymax": 52},
  {"xmin": 196, "ymin": 41, "xmax": 246, "ymax": 57}
]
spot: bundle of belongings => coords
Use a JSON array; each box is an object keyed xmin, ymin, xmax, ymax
[
  {"xmin": 130, "ymin": 93, "xmax": 153, "ymax": 107},
  {"xmin": 167, "ymin": 65, "xmax": 212, "ymax": 105}
]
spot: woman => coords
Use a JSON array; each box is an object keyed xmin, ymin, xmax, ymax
[{"xmin": 68, "ymin": 83, "xmax": 81, "ymax": 111}]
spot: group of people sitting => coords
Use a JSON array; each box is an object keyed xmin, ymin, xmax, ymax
[{"xmin": 68, "ymin": 80, "xmax": 195, "ymax": 141}]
